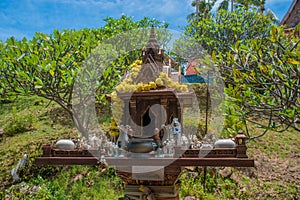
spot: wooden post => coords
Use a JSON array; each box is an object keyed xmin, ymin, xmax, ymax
[
  {"xmin": 203, "ymin": 166, "xmax": 207, "ymax": 192},
  {"xmin": 42, "ymin": 144, "xmax": 53, "ymax": 157},
  {"xmin": 235, "ymin": 130, "xmax": 248, "ymax": 158}
]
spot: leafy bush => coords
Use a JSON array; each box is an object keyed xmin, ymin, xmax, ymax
[
  {"xmin": 185, "ymin": 8, "xmax": 275, "ymax": 55},
  {"xmin": 217, "ymin": 25, "xmax": 300, "ymax": 138},
  {"xmin": 0, "ymin": 16, "xmax": 167, "ymax": 138}
]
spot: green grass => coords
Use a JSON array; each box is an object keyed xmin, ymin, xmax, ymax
[
  {"xmin": 179, "ymin": 122, "xmax": 300, "ymax": 199},
  {"xmin": 2, "ymin": 166, "xmax": 123, "ymax": 199},
  {"xmin": 0, "ymin": 96, "xmax": 123, "ymax": 199},
  {"xmin": 0, "ymin": 96, "xmax": 71, "ymax": 190}
]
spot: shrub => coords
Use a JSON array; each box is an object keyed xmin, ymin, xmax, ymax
[{"xmin": 217, "ymin": 25, "xmax": 300, "ymax": 139}]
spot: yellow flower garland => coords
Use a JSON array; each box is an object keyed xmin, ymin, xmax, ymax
[{"xmin": 111, "ymin": 60, "xmax": 189, "ymax": 124}]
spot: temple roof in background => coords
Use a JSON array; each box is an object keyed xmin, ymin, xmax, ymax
[{"xmin": 280, "ymin": 0, "xmax": 300, "ymax": 29}]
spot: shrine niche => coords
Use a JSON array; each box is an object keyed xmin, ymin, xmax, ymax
[{"xmin": 118, "ymin": 90, "xmax": 182, "ymax": 137}]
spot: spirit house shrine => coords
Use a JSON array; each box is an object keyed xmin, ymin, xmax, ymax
[
  {"xmin": 116, "ymin": 26, "xmax": 194, "ymax": 137},
  {"xmin": 35, "ymin": 26, "xmax": 254, "ymax": 200}
]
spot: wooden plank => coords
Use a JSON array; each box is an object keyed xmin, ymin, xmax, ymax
[
  {"xmin": 106, "ymin": 157, "xmax": 254, "ymax": 167},
  {"xmin": 173, "ymin": 158, "xmax": 254, "ymax": 167},
  {"xmin": 34, "ymin": 157, "xmax": 254, "ymax": 167},
  {"xmin": 34, "ymin": 157, "xmax": 98, "ymax": 166}
]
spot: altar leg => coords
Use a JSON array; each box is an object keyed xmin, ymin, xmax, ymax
[{"xmin": 121, "ymin": 185, "xmax": 180, "ymax": 200}]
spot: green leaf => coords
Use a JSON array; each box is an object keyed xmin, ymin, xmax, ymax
[
  {"xmin": 49, "ymin": 70, "xmax": 55, "ymax": 77},
  {"xmin": 276, "ymin": 71, "xmax": 284, "ymax": 80},
  {"xmin": 18, "ymin": 71, "xmax": 30, "ymax": 80},
  {"xmin": 17, "ymin": 53, "xmax": 26, "ymax": 61},
  {"xmin": 34, "ymin": 85, "xmax": 43, "ymax": 89},
  {"xmin": 287, "ymin": 59, "xmax": 300, "ymax": 65},
  {"xmin": 34, "ymin": 77, "xmax": 44, "ymax": 86}
]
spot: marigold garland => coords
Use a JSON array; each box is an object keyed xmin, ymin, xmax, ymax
[{"xmin": 111, "ymin": 60, "xmax": 189, "ymax": 124}]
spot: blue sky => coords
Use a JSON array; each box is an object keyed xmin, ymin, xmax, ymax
[{"xmin": 0, "ymin": 0, "xmax": 294, "ymax": 41}]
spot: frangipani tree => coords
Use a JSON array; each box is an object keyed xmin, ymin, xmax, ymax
[
  {"xmin": 185, "ymin": 2, "xmax": 298, "ymax": 138},
  {"xmin": 0, "ymin": 16, "xmax": 167, "ymax": 137},
  {"xmin": 217, "ymin": 25, "xmax": 300, "ymax": 138}
]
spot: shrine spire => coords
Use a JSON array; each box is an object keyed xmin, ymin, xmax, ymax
[
  {"xmin": 146, "ymin": 25, "xmax": 160, "ymax": 49},
  {"xmin": 142, "ymin": 26, "xmax": 164, "ymax": 66},
  {"xmin": 136, "ymin": 26, "xmax": 164, "ymax": 84}
]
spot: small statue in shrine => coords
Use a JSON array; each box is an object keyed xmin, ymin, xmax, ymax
[
  {"xmin": 70, "ymin": 135, "xmax": 80, "ymax": 149},
  {"xmin": 161, "ymin": 124, "xmax": 172, "ymax": 144},
  {"xmin": 153, "ymin": 128, "xmax": 161, "ymax": 146},
  {"xmin": 182, "ymin": 135, "xmax": 189, "ymax": 149},
  {"xmin": 127, "ymin": 127, "xmax": 134, "ymax": 139},
  {"xmin": 117, "ymin": 125, "xmax": 130, "ymax": 149},
  {"xmin": 171, "ymin": 118, "xmax": 182, "ymax": 146},
  {"xmin": 154, "ymin": 128, "xmax": 164, "ymax": 157},
  {"xmin": 78, "ymin": 137, "xmax": 91, "ymax": 149},
  {"xmin": 89, "ymin": 134, "xmax": 100, "ymax": 149},
  {"xmin": 159, "ymin": 126, "xmax": 165, "ymax": 141},
  {"xmin": 163, "ymin": 139, "xmax": 175, "ymax": 157},
  {"xmin": 103, "ymin": 140, "xmax": 114, "ymax": 156}
]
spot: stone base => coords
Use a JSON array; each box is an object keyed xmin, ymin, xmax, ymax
[
  {"xmin": 122, "ymin": 185, "xmax": 179, "ymax": 200},
  {"xmin": 115, "ymin": 166, "xmax": 181, "ymax": 186}
]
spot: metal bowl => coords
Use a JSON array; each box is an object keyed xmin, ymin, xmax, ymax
[{"xmin": 127, "ymin": 138, "xmax": 157, "ymax": 153}]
